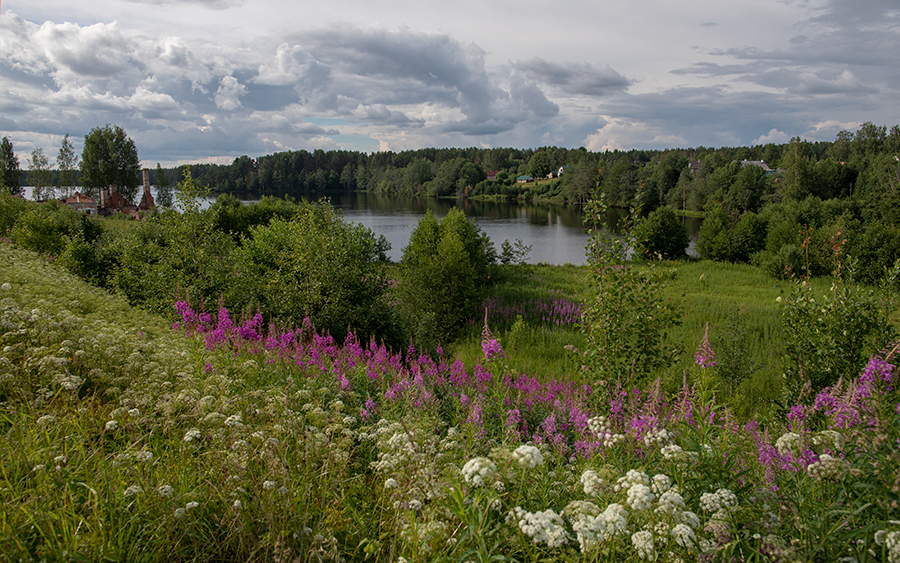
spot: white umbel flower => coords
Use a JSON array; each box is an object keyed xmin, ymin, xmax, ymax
[
  {"xmin": 511, "ymin": 507, "xmax": 568, "ymax": 548},
  {"xmin": 512, "ymin": 445, "xmax": 544, "ymax": 469},
  {"xmin": 461, "ymin": 457, "xmax": 498, "ymax": 487},
  {"xmin": 631, "ymin": 530, "xmax": 655, "ymax": 560}
]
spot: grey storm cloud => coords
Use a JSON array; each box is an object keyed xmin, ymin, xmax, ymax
[
  {"xmin": 296, "ymin": 26, "xmax": 562, "ymax": 136},
  {"xmin": 514, "ymin": 58, "xmax": 630, "ymax": 96},
  {"xmin": 121, "ymin": 0, "xmax": 243, "ymax": 9},
  {"xmin": 2, "ymin": 0, "xmax": 900, "ymax": 164}
]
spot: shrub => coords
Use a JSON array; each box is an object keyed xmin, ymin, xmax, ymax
[
  {"xmin": 633, "ymin": 206, "xmax": 689, "ymax": 259},
  {"xmin": 397, "ymin": 208, "xmax": 495, "ymax": 344},
  {"xmin": 10, "ymin": 203, "xmax": 84, "ymax": 255},
  {"xmin": 237, "ymin": 202, "xmax": 396, "ymax": 342}
]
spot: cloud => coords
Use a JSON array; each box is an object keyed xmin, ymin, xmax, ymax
[
  {"xmin": 752, "ymin": 128, "xmax": 791, "ymax": 145},
  {"xmin": 214, "ymin": 75, "xmax": 247, "ymax": 110},
  {"xmin": 121, "ymin": 0, "xmax": 243, "ymax": 9},
  {"xmin": 514, "ymin": 58, "xmax": 630, "ymax": 96},
  {"xmin": 791, "ymin": 70, "xmax": 878, "ymax": 95},
  {"xmin": 33, "ymin": 20, "xmax": 135, "ymax": 80}
]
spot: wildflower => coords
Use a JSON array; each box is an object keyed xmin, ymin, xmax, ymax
[
  {"xmin": 135, "ymin": 450, "xmax": 153, "ymax": 462},
  {"xmin": 812, "ymin": 430, "xmax": 844, "ymax": 452},
  {"xmin": 105, "ymin": 420, "xmax": 119, "ymax": 432},
  {"xmin": 656, "ymin": 489, "xmax": 686, "ymax": 517},
  {"xmin": 511, "ymin": 507, "xmax": 569, "ymax": 548},
  {"xmin": 233, "ymin": 499, "xmax": 242, "ymax": 510},
  {"xmin": 183, "ymin": 428, "xmax": 201, "ymax": 442},
  {"xmin": 631, "ymin": 530, "xmax": 655, "ymax": 560},
  {"xmin": 224, "ymin": 414, "xmax": 243, "ymax": 428},
  {"xmin": 128, "ymin": 408, "xmax": 140, "ymax": 417},
  {"xmin": 482, "ymin": 338, "xmax": 505, "ymax": 361},
  {"xmin": 671, "ymin": 523, "xmax": 696, "ymax": 548},
  {"xmin": 695, "ymin": 321, "xmax": 716, "ymax": 368},
  {"xmin": 461, "ymin": 457, "xmax": 498, "ymax": 487},
  {"xmin": 512, "ymin": 444, "xmax": 544, "ymax": 469},
  {"xmin": 581, "ymin": 469, "xmax": 605, "ymax": 496},
  {"xmin": 32, "ymin": 464, "xmax": 46, "ymax": 472},
  {"xmin": 384, "ymin": 478, "xmax": 398, "ymax": 489},
  {"xmin": 263, "ymin": 480, "xmax": 277, "ymax": 491},
  {"xmin": 615, "ymin": 469, "xmax": 649, "ymax": 492},
  {"xmin": 600, "ymin": 503, "xmax": 629, "ymax": 537},
  {"xmin": 185, "ymin": 501, "xmax": 199, "ymax": 511},
  {"xmin": 626, "ymin": 483, "xmax": 654, "ymax": 511},
  {"xmin": 807, "ymin": 454, "xmax": 847, "ymax": 480},
  {"xmin": 124, "ymin": 485, "xmax": 144, "ymax": 497},
  {"xmin": 0, "ymin": 282, "xmax": 10, "ymax": 290},
  {"xmin": 157, "ymin": 485, "xmax": 174, "ymax": 498},
  {"xmin": 174, "ymin": 508, "xmax": 186, "ymax": 519},
  {"xmin": 651, "ymin": 474, "xmax": 672, "ymax": 495},
  {"xmin": 36, "ymin": 415, "xmax": 56, "ymax": 426},
  {"xmin": 775, "ymin": 431, "xmax": 801, "ymax": 456},
  {"xmin": 700, "ymin": 488, "xmax": 738, "ymax": 512}
]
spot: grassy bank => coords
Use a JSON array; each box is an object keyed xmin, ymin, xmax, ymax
[{"xmin": 3, "ymin": 243, "xmax": 899, "ymax": 562}]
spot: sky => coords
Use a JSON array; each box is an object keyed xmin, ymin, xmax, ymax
[{"xmin": 0, "ymin": 0, "xmax": 898, "ymax": 167}]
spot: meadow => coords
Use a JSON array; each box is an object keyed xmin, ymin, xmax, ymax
[{"xmin": 2, "ymin": 238, "xmax": 899, "ymax": 563}]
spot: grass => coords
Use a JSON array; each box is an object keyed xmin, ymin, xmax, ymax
[
  {"xmin": 455, "ymin": 258, "xmax": 890, "ymax": 424},
  {"xmin": 2, "ymin": 242, "xmax": 899, "ymax": 562}
]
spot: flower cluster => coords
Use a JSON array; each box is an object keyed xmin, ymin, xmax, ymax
[
  {"xmin": 511, "ymin": 507, "xmax": 569, "ymax": 548},
  {"xmin": 461, "ymin": 456, "xmax": 499, "ymax": 488},
  {"xmin": 511, "ymin": 444, "xmax": 544, "ymax": 469},
  {"xmin": 695, "ymin": 321, "xmax": 716, "ymax": 368}
]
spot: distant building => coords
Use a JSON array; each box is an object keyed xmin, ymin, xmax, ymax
[
  {"xmin": 63, "ymin": 193, "xmax": 97, "ymax": 214},
  {"xmin": 740, "ymin": 160, "xmax": 772, "ymax": 172},
  {"xmin": 517, "ymin": 175, "xmax": 534, "ymax": 183},
  {"xmin": 486, "ymin": 170, "xmax": 499, "ymax": 181}
]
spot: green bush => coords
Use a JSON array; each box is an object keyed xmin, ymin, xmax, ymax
[
  {"xmin": 10, "ymin": 203, "xmax": 84, "ymax": 255},
  {"xmin": 633, "ymin": 206, "xmax": 689, "ymax": 259},
  {"xmin": 397, "ymin": 208, "xmax": 495, "ymax": 345},
  {"xmin": 237, "ymin": 202, "xmax": 396, "ymax": 342}
]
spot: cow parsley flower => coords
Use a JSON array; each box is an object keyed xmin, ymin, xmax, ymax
[
  {"xmin": 183, "ymin": 428, "xmax": 201, "ymax": 442},
  {"xmin": 700, "ymin": 488, "xmax": 738, "ymax": 512},
  {"xmin": 807, "ymin": 454, "xmax": 847, "ymax": 480},
  {"xmin": 511, "ymin": 507, "xmax": 569, "ymax": 548},
  {"xmin": 157, "ymin": 485, "xmax": 174, "ymax": 498},
  {"xmin": 581, "ymin": 469, "xmax": 605, "ymax": 496},
  {"xmin": 263, "ymin": 480, "xmax": 276, "ymax": 491},
  {"xmin": 224, "ymin": 414, "xmax": 243, "ymax": 428},
  {"xmin": 775, "ymin": 432, "xmax": 800, "ymax": 456},
  {"xmin": 632, "ymin": 530, "xmax": 655, "ymax": 560},
  {"xmin": 615, "ymin": 469, "xmax": 649, "ymax": 492},
  {"xmin": 626, "ymin": 483, "xmax": 654, "ymax": 511},
  {"xmin": 651, "ymin": 474, "xmax": 672, "ymax": 495},
  {"xmin": 671, "ymin": 523, "xmax": 696, "ymax": 548},
  {"xmin": 461, "ymin": 457, "xmax": 498, "ymax": 487},
  {"xmin": 124, "ymin": 485, "xmax": 143, "ymax": 497},
  {"xmin": 512, "ymin": 445, "xmax": 544, "ymax": 469},
  {"xmin": 105, "ymin": 420, "xmax": 119, "ymax": 432}
]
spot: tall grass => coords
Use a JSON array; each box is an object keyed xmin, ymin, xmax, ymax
[{"xmin": 3, "ymin": 243, "xmax": 900, "ymax": 562}]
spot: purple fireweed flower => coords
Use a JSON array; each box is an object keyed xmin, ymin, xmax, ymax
[
  {"xmin": 482, "ymin": 338, "xmax": 505, "ymax": 361},
  {"xmin": 788, "ymin": 405, "xmax": 807, "ymax": 431},
  {"xmin": 695, "ymin": 321, "xmax": 716, "ymax": 368}
]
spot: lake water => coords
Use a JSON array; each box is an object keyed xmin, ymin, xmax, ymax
[
  {"xmin": 327, "ymin": 192, "xmax": 591, "ymax": 265},
  {"xmin": 21, "ymin": 187, "xmax": 700, "ymax": 265}
]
